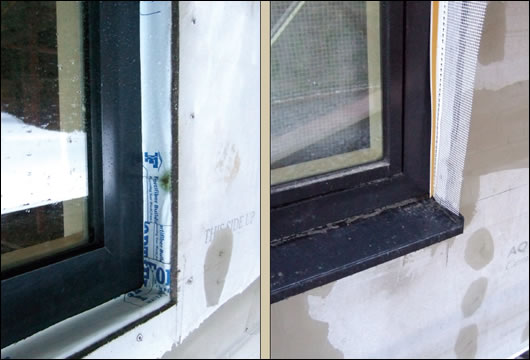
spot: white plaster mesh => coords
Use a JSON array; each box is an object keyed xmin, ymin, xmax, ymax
[{"xmin": 433, "ymin": 1, "xmax": 487, "ymax": 215}]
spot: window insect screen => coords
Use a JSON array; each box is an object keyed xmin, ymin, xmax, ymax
[
  {"xmin": 271, "ymin": 1, "xmax": 383, "ymax": 185},
  {"xmin": 432, "ymin": 1, "xmax": 487, "ymax": 215}
]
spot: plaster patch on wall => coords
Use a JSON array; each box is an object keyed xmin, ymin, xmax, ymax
[
  {"xmin": 271, "ymin": 289, "xmax": 344, "ymax": 359},
  {"xmin": 465, "ymin": 228, "xmax": 494, "ymax": 270},
  {"xmin": 162, "ymin": 279, "xmax": 259, "ymax": 359},
  {"xmin": 215, "ymin": 143, "xmax": 241, "ymax": 184},
  {"xmin": 461, "ymin": 277, "xmax": 488, "ymax": 318},
  {"xmin": 310, "ymin": 283, "xmax": 335, "ymax": 299},
  {"xmin": 229, "ymin": 153, "xmax": 240, "ymax": 182},
  {"xmin": 290, "ymin": 224, "xmax": 525, "ymax": 359},
  {"xmin": 204, "ymin": 228, "xmax": 233, "ymax": 307},
  {"xmin": 478, "ymin": 1, "xmax": 505, "ymax": 65},
  {"xmin": 474, "ymin": 2, "xmax": 527, "ymax": 91},
  {"xmin": 303, "ymin": 253, "xmax": 452, "ymax": 359},
  {"xmin": 177, "ymin": 1, "xmax": 260, "ymax": 342},
  {"xmin": 460, "ymin": 81, "xmax": 529, "ymax": 228},
  {"xmin": 396, "ymin": 248, "xmax": 436, "ymax": 286},
  {"xmin": 427, "ymin": 237, "xmax": 457, "ymax": 268},
  {"xmin": 455, "ymin": 324, "xmax": 479, "ymax": 359},
  {"xmin": 430, "ymin": 237, "xmax": 455, "ymax": 260}
]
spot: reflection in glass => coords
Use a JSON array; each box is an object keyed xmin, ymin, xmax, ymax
[
  {"xmin": 1, "ymin": 1, "xmax": 90, "ymax": 273},
  {"xmin": 271, "ymin": 1, "xmax": 383, "ymax": 185}
]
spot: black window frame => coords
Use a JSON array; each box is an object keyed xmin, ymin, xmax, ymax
[
  {"xmin": 1, "ymin": 1, "xmax": 143, "ymax": 347},
  {"xmin": 271, "ymin": 1, "xmax": 464, "ymax": 302},
  {"xmin": 271, "ymin": 1, "xmax": 428, "ymax": 238}
]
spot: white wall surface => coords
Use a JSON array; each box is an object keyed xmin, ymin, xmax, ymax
[{"xmin": 176, "ymin": 0, "xmax": 261, "ymax": 347}]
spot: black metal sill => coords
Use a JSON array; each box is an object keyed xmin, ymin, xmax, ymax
[{"xmin": 271, "ymin": 198, "xmax": 464, "ymax": 303}]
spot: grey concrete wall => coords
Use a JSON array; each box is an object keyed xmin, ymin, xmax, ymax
[{"xmin": 271, "ymin": 2, "xmax": 529, "ymax": 358}]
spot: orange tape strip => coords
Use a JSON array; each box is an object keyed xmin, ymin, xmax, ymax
[{"xmin": 430, "ymin": 1, "xmax": 439, "ymax": 197}]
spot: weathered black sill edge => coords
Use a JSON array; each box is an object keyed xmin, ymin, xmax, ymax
[{"xmin": 271, "ymin": 198, "xmax": 464, "ymax": 303}]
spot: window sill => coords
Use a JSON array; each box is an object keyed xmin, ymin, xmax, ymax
[
  {"xmin": 271, "ymin": 198, "xmax": 464, "ymax": 303},
  {"xmin": 1, "ymin": 291, "xmax": 173, "ymax": 358}
]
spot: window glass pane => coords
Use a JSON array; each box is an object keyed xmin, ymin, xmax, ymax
[
  {"xmin": 1, "ymin": 1, "xmax": 90, "ymax": 273},
  {"xmin": 271, "ymin": 1, "xmax": 383, "ymax": 185}
]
